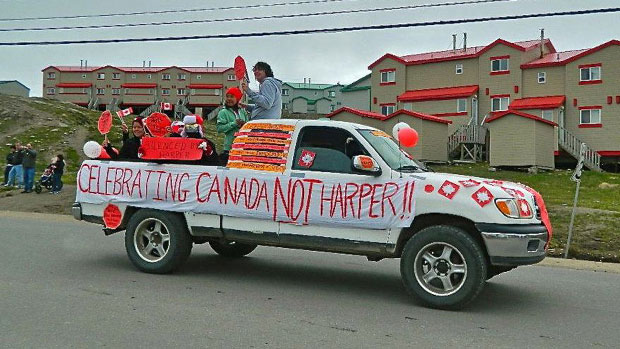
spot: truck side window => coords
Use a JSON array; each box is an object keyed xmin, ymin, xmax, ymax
[{"xmin": 292, "ymin": 126, "xmax": 367, "ymax": 173}]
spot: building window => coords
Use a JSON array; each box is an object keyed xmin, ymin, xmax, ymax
[
  {"xmin": 580, "ymin": 108, "xmax": 601, "ymax": 124},
  {"xmin": 457, "ymin": 98, "xmax": 467, "ymax": 113},
  {"xmin": 124, "ymin": 88, "xmax": 129, "ymax": 94},
  {"xmin": 177, "ymin": 88, "xmax": 186, "ymax": 95},
  {"xmin": 82, "ymin": 74, "xmax": 87, "ymax": 79},
  {"xmin": 380, "ymin": 104, "xmax": 395, "ymax": 115},
  {"xmin": 196, "ymin": 75, "xmax": 201, "ymax": 80},
  {"xmin": 131, "ymin": 74, "xmax": 136, "ymax": 79},
  {"xmin": 541, "ymin": 110, "xmax": 553, "ymax": 121},
  {"xmin": 112, "ymin": 88, "xmax": 120, "ymax": 95},
  {"xmin": 215, "ymin": 89, "xmax": 221, "ymax": 96},
  {"xmin": 329, "ymin": 91, "xmax": 336, "ymax": 97},
  {"xmin": 227, "ymin": 74, "xmax": 235, "ymax": 81},
  {"xmin": 491, "ymin": 96, "xmax": 509, "ymax": 112},
  {"xmin": 282, "ymin": 89, "xmax": 289, "ymax": 96},
  {"xmin": 491, "ymin": 58, "xmax": 509, "ymax": 72},
  {"xmin": 96, "ymin": 88, "xmax": 105, "ymax": 95},
  {"xmin": 403, "ymin": 102, "xmax": 413, "ymax": 111},
  {"xmin": 47, "ymin": 72, "xmax": 56, "ymax": 79},
  {"xmin": 162, "ymin": 74, "xmax": 171, "ymax": 80},
  {"xmin": 580, "ymin": 66, "xmax": 601, "ymax": 82},
  {"xmin": 177, "ymin": 73, "xmax": 186, "ymax": 80},
  {"xmin": 112, "ymin": 73, "xmax": 121, "ymax": 80},
  {"xmin": 162, "ymin": 89, "xmax": 170, "ymax": 96},
  {"xmin": 380, "ymin": 70, "xmax": 396, "ymax": 84},
  {"xmin": 456, "ymin": 64, "xmax": 463, "ymax": 74},
  {"xmin": 97, "ymin": 73, "xmax": 105, "ymax": 80},
  {"xmin": 147, "ymin": 74, "xmax": 152, "ymax": 79},
  {"xmin": 47, "ymin": 88, "xmax": 55, "ymax": 95},
  {"xmin": 330, "ymin": 105, "xmax": 335, "ymax": 112},
  {"xmin": 538, "ymin": 72, "xmax": 546, "ymax": 83}
]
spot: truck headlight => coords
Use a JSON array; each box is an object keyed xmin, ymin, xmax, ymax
[{"xmin": 495, "ymin": 199, "xmax": 534, "ymax": 219}]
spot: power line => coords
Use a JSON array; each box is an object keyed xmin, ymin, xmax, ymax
[
  {"xmin": 1, "ymin": 7, "xmax": 617, "ymax": 46},
  {"xmin": 0, "ymin": 0, "xmax": 513, "ymax": 33},
  {"xmin": 0, "ymin": 0, "xmax": 358, "ymax": 22}
]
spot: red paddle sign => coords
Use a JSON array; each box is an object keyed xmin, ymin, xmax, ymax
[
  {"xmin": 234, "ymin": 56, "xmax": 247, "ymax": 81},
  {"xmin": 98, "ymin": 110, "xmax": 113, "ymax": 135},
  {"xmin": 144, "ymin": 112, "xmax": 172, "ymax": 137},
  {"xmin": 103, "ymin": 203, "xmax": 122, "ymax": 229}
]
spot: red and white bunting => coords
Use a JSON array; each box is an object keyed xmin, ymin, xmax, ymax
[
  {"xmin": 116, "ymin": 107, "xmax": 133, "ymax": 117},
  {"xmin": 161, "ymin": 102, "xmax": 173, "ymax": 111},
  {"xmin": 471, "ymin": 186, "xmax": 494, "ymax": 207},
  {"xmin": 458, "ymin": 179, "xmax": 480, "ymax": 188},
  {"xmin": 437, "ymin": 180, "xmax": 460, "ymax": 200}
]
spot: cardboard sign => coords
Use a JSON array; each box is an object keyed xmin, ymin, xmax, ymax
[
  {"xmin": 145, "ymin": 112, "xmax": 172, "ymax": 137},
  {"xmin": 98, "ymin": 110, "xmax": 113, "ymax": 135},
  {"xmin": 234, "ymin": 56, "xmax": 247, "ymax": 81},
  {"xmin": 138, "ymin": 137, "xmax": 204, "ymax": 160},
  {"xmin": 103, "ymin": 203, "xmax": 122, "ymax": 229}
]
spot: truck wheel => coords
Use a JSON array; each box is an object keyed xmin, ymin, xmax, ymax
[
  {"xmin": 209, "ymin": 241, "xmax": 257, "ymax": 258},
  {"xmin": 400, "ymin": 225, "xmax": 487, "ymax": 310},
  {"xmin": 125, "ymin": 209, "xmax": 192, "ymax": 274}
]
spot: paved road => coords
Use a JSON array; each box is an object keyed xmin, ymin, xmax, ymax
[{"xmin": 1, "ymin": 211, "xmax": 619, "ymax": 348}]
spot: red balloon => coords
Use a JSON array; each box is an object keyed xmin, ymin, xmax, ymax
[{"xmin": 398, "ymin": 127, "xmax": 419, "ymax": 147}]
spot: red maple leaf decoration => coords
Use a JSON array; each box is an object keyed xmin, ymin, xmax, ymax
[
  {"xmin": 518, "ymin": 199, "xmax": 532, "ymax": 216},
  {"xmin": 298, "ymin": 149, "xmax": 316, "ymax": 168},
  {"xmin": 472, "ymin": 186, "xmax": 494, "ymax": 207},
  {"xmin": 459, "ymin": 179, "xmax": 480, "ymax": 188},
  {"xmin": 438, "ymin": 180, "xmax": 460, "ymax": 200}
]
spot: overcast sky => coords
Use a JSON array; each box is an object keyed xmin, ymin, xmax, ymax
[{"xmin": 1, "ymin": 0, "xmax": 618, "ymax": 96}]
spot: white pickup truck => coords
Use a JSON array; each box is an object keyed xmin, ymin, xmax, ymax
[{"xmin": 73, "ymin": 119, "xmax": 551, "ymax": 309}]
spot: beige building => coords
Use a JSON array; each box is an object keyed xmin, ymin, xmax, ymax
[
  {"xmin": 367, "ymin": 37, "xmax": 620, "ymax": 171},
  {"xmin": 0, "ymin": 80, "xmax": 30, "ymax": 97},
  {"xmin": 41, "ymin": 64, "xmax": 236, "ymax": 116},
  {"xmin": 340, "ymin": 74, "xmax": 371, "ymax": 111},
  {"xmin": 327, "ymin": 107, "xmax": 451, "ymax": 162}
]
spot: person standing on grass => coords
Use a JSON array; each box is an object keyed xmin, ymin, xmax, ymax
[
  {"xmin": 6, "ymin": 142, "xmax": 24, "ymax": 188},
  {"xmin": 21, "ymin": 143, "xmax": 37, "ymax": 193},
  {"xmin": 51, "ymin": 154, "xmax": 64, "ymax": 194},
  {"xmin": 3, "ymin": 145, "xmax": 17, "ymax": 186},
  {"xmin": 240, "ymin": 61, "xmax": 282, "ymax": 120},
  {"xmin": 217, "ymin": 87, "xmax": 248, "ymax": 165}
]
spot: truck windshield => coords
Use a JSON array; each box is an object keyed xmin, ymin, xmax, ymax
[{"xmin": 357, "ymin": 129, "xmax": 425, "ymax": 172}]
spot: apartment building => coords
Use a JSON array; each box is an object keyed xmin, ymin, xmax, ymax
[
  {"xmin": 340, "ymin": 74, "xmax": 371, "ymax": 111},
  {"xmin": 368, "ymin": 37, "xmax": 620, "ymax": 170},
  {"xmin": 41, "ymin": 64, "xmax": 237, "ymax": 116},
  {"xmin": 281, "ymin": 81, "xmax": 343, "ymax": 114}
]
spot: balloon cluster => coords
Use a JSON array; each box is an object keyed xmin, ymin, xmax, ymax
[{"xmin": 392, "ymin": 122, "xmax": 419, "ymax": 147}]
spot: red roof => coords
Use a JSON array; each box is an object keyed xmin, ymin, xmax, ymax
[
  {"xmin": 369, "ymin": 39, "xmax": 555, "ymax": 69},
  {"xmin": 385, "ymin": 109, "xmax": 452, "ymax": 124},
  {"xmin": 398, "ymin": 85, "xmax": 478, "ymax": 102},
  {"xmin": 42, "ymin": 65, "xmax": 233, "ymax": 73},
  {"xmin": 187, "ymin": 84, "xmax": 223, "ymax": 89},
  {"xmin": 510, "ymin": 96, "xmax": 566, "ymax": 110},
  {"xmin": 326, "ymin": 107, "xmax": 385, "ymax": 120},
  {"xmin": 56, "ymin": 83, "xmax": 92, "ymax": 88},
  {"xmin": 521, "ymin": 40, "xmax": 620, "ymax": 68},
  {"xmin": 121, "ymin": 83, "xmax": 157, "ymax": 88},
  {"xmin": 486, "ymin": 110, "xmax": 557, "ymax": 126}
]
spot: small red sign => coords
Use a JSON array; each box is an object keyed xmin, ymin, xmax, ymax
[
  {"xmin": 103, "ymin": 204, "xmax": 122, "ymax": 229},
  {"xmin": 144, "ymin": 112, "xmax": 172, "ymax": 137},
  {"xmin": 98, "ymin": 110, "xmax": 113, "ymax": 135},
  {"xmin": 234, "ymin": 56, "xmax": 247, "ymax": 81},
  {"xmin": 139, "ymin": 137, "xmax": 205, "ymax": 160},
  {"xmin": 359, "ymin": 155, "xmax": 374, "ymax": 169},
  {"xmin": 298, "ymin": 149, "xmax": 316, "ymax": 168}
]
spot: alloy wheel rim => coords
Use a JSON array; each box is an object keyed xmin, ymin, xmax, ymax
[
  {"xmin": 133, "ymin": 218, "xmax": 171, "ymax": 263},
  {"xmin": 413, "ymin": 242, "xmax": 467, "ymax": 296}
]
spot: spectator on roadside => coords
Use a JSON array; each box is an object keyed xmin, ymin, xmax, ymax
[
  {"xmin": 217, "ymin": 87, "xmax": 249, "ymax": 165},
  {"xmin": 3, "ymin": 145, "xmax": 17, "ymax": 186},
  {"xmin": 102, "ymin": 117, "xmax": 146, "ymax": 160},
  {"xmin": 241, "ymin": 61, "xmax": 282, "ymax": 120},
  {"xmin": 5, "ymin": 142, "xmax": 24, "ymax": 188},
  {"xmin": 51, "ymin": 154, "xmax": 64, "ymax": 194},
  {"xmin": 21, "ymin": 143, "xmax": 37, "ymax": 193}
]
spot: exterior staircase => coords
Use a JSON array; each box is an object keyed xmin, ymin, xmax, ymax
[
  {"xmin": 448, "ymin": 123, "xmax": 487, "ymax": 162},
  {"xmin": 174, "ymin": 92, "xmax": 192, "ymax": 120},
  {"xmin": 106, "ymin": 97, "xmax": 121, "ymax": 113},
  {"xmin": 558, "ymin": 126, "xmax": 602, "ymax": 171},
  {"xmin": 88, "ymin": 96, "xmax": 99, "ymax": 110}
]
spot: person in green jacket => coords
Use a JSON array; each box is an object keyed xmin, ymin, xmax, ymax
[{"xmin": 216, "ymin": 87, "xmax": 248, "ymax": 165}]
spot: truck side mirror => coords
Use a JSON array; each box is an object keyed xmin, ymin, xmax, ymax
[{"xmin": 352, "ymin": 155, "xmax": 382, "ymax": 176}]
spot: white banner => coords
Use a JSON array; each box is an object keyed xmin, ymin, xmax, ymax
[{"xmin": 76, "ymin": 160, "xmax": 417, "ymax": 229}]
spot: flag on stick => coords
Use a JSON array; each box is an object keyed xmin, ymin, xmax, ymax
[
  {"xmin": 161, "ymin": 102, "xmax": 173, "ymax": 111},
  {"xmin": 116, "ymin": 107, "xmax": 133, "ymax": 117}
]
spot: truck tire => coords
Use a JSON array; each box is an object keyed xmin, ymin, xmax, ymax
[
  {"xmin": 209, "ymin": 241, "xmax": 257, "ymax": 258},
  {"xmin": 400, "ymin": 225, "xmax": 487, "ymax": 310},
  {"xmin": 125, "ymin": 209, "xmax": 192, "ymax": 274}
]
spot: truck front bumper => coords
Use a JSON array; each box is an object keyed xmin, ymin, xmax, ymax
[{"xmin": 476, "ymin": 223, "xmax": 548, "ymax": 266}]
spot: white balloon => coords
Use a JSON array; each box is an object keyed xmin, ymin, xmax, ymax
[
  {"xmin": 83, "ymin": 141, "xmax": 102, "ymax": 159},
  {"xmin": 392, "ymin": 122, "xmax": 410, "ymax": 139}
]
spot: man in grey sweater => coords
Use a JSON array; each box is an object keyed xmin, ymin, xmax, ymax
[
  {"xmin": 21, "ymin": 143, "xmax": 37, "ymax": 193},
  {"xmin": 241, "ymin": 61, "xmax": 282, "ymax": 120}
]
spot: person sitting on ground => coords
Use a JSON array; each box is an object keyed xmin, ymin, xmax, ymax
[
  {"xmin": 51, "ymin": 154, "xmax": 64, "ymax": 194},
  {"xmin": 217, "ymin": 87, "xmax": 249, "ymax": 165},
  {"xmin": 102, "ymin": 117, "xmax": 147, "ymax": 160}
]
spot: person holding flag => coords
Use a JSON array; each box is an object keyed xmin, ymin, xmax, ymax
[
  {"xmin": 240, "ymin": 61, "xmax": 282, "ymax": 120},
  {"xmin": 102, "ymin": 117, "xmax": 147, "ymax": 160},
  {"xmin": 216, "ymin": 87, "xmax": 249, "ymax": 165}
]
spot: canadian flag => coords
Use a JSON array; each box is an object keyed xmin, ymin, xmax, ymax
[
  {"xmin": 161, "ymin": 102, "xmax": 173, "ymax": 111},
  {"xmin": 116, "ymin": 107, "xmax": 133, "ymax": 117}
]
